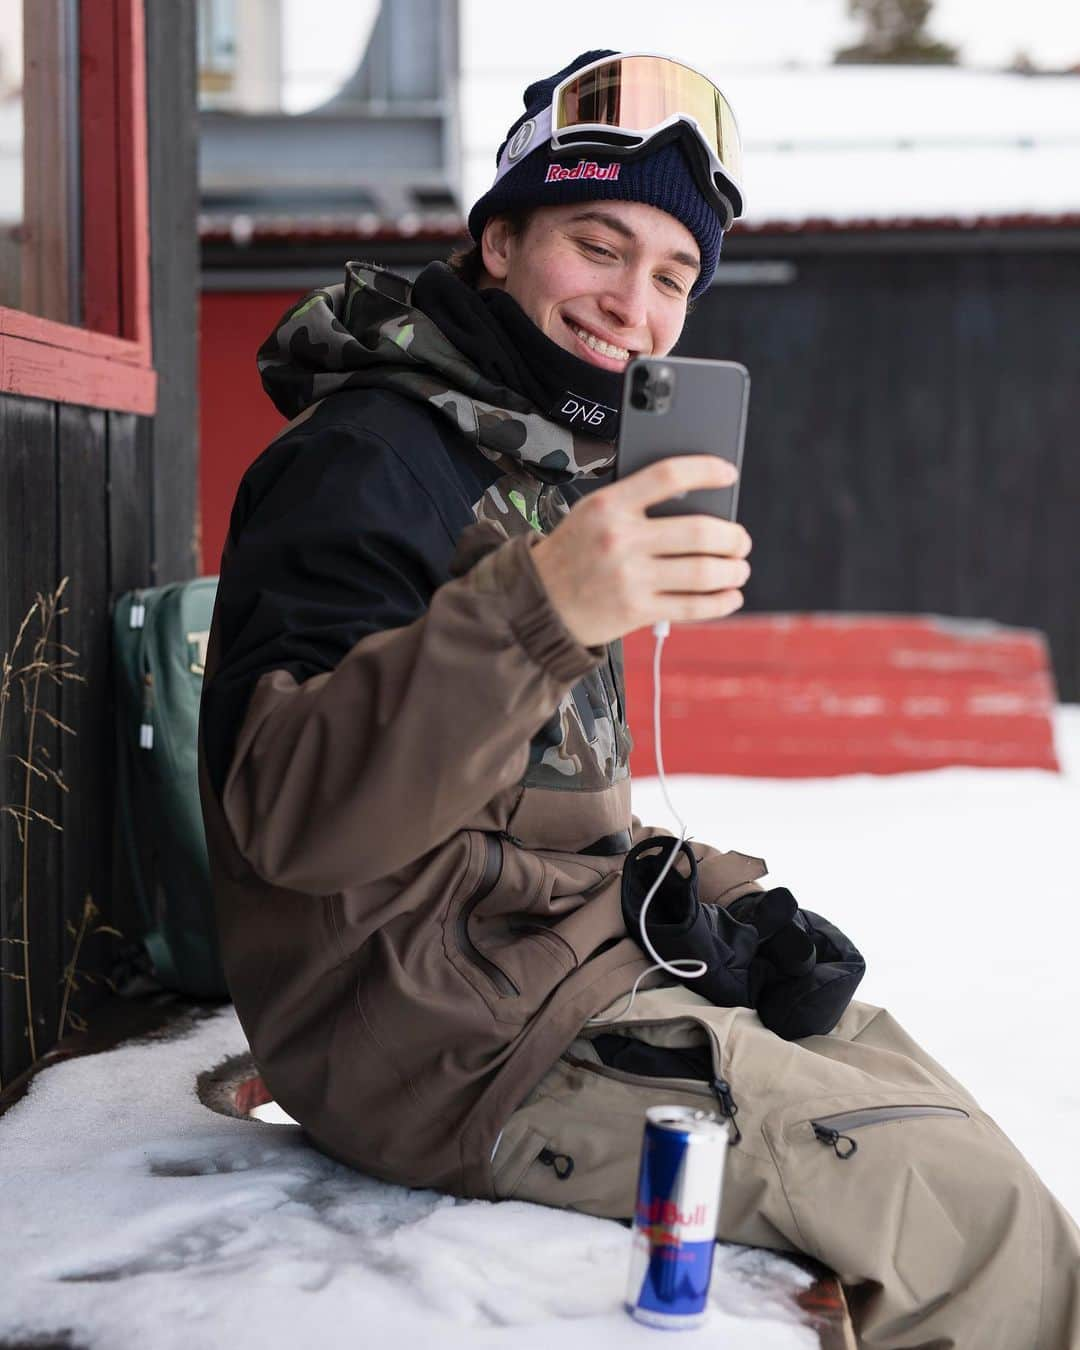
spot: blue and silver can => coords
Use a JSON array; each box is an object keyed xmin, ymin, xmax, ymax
[{"xmin": 626, "ymin": 1105, "xmax": 729, "ymax": 1330}]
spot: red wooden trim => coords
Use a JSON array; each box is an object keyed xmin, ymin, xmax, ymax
[
  {"xmin": 1, "ymin": 0, "xmax": 155, "ymax": 409},
  {"xmin": 0, "ymin": 333, "xmax": 156, "ymax": 414},
  {"xmin": 80, "ymin": 0, "xmax": 121, "ymax": 335},
  {"xmin": 114, "ymin": 0, "xmax": 151, "ymax": 351},
  {"xmin": 0, "ymin": 305, "xmax": 147, "ymax": 364}
]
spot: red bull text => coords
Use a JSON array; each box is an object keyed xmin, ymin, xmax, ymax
[
  {"xmin": 626, "ymin": 1106, "xmax": 729, "ymax": 1330},
  {"xmin": 544, "ymin": 160, "xmax": 622, "ymax": 182}
]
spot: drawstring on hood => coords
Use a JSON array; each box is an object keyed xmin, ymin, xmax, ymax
[{"xmin": 257, "ymin": 261, "xmax": 620, "ymax": 485}]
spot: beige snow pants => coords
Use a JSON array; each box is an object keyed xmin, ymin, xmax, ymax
[{"xmin": 490, "ymin": 986, "xmax": 1080, "ymax": 1349}]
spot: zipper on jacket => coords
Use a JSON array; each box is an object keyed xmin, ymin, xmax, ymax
[
  {"xmin": 606, "ymin": 648, "xmax": 623, "ymax": 726},
  {"xmin": 811, "ymin": 1104, "xmax": 970, "ymax": 1160},
  {"xmin": 711, "ymin": 1074, "xmax": 742, "ymax": 1146},
  {"xmin": 456, "ymin": 835, "xmax": 519, "ymax": 997},
  {"xmin": 538, "ymin": 1147, "xmax": 575, "ymax": 1179}
]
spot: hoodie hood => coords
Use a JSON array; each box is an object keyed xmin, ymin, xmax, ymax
[{"xmin": 256, "ymin": 262, "xmax": 617, "ymax": 484}]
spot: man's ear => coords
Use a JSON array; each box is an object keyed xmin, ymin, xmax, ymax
[{"xmin": 480, "ymin": 216, "xmax": 513, "ymax": 284}]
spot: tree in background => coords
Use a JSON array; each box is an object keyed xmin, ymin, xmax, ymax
[{"xmin": 834, "ymin": 0, "xmax": 959, "ymax": 64}]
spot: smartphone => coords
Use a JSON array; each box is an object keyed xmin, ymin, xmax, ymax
[{"xmin": 615, "ymin": 356, "xmax": 750, "ymax": 520}]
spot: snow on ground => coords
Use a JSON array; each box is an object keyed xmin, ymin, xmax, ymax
[
  {"xmin": 0, "ymin": 1007, "xmax": 815, "ymax": 1350},
  {"xmin": 1, "ymin": 708, "xmax": 1078, "ymax": 1348}
]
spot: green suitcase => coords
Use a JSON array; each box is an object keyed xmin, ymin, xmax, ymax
[{"xmin": 112, "ymin": 577, "xmax": 227, "ymax": 998}]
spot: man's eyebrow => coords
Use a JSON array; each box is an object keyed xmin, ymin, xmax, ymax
[{"xmin": 566, "ymin": 210, "xmax": 700, "ymax": 272}]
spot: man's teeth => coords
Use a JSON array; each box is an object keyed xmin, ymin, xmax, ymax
[{"xmin": 570, "ymin": 323, "xmax": 630, "ymax": 361}]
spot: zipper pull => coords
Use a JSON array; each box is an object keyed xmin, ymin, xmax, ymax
[
  {"xmin": 498, "ymin": 830, "xmax": 526, "ymax": 849},
  {"xmin": 712, "ymin": 1077, "xmax": 742, "ymax": 1146},
  {"xmin": 139, "ymin": 672, "xmax": 155, "ymax": 750},
  {"xmin": 813, "ymin": 1123, "xmax": 858, "ymax": 1159},
  {"xmin": 538, "ymin": 1147, "xmax": 574, "ymax": 1179}
]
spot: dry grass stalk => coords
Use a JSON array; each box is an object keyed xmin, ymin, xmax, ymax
[
  {"xmin": 1, "ymin": 578, "xmax": 85, "ymax": 1078},
  {"xmin": 57, "ymin": 896, "xmax": 122, "ymax": 1039}
]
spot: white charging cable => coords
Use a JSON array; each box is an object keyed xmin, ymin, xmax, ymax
[{"xmin": 585, "ymin": 619, "xmax": 707, "ymax": 1025}]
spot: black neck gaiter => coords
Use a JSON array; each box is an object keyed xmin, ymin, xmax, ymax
[{"xmin": 411, "ymin": 262, "xmax": 625, "ymax": 442}]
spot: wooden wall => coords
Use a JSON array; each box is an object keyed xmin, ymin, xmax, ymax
[
  {"xmin": 686, "ymin": 241, "xmax": 1080, "ymax": 700},
  {"xmin": 0, "ymin": 2, "xmax": 197, "ymax": 1087}
]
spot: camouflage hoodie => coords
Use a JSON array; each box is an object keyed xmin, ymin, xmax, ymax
[
  {"xmin": 252, "ymin": 260, "xmax": 631, "ymax": 793},
  {"xmin": 198, "ymin": 262, "xmax": 766, "ymax": 1200},
  {"xmin": 258, "ymin": 260, "xmax": 620, "ymax": 481}
]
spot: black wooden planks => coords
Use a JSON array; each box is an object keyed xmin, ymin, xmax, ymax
[
  {"xmin": 0, "ymin": 4, "xmax": 199, "ymax": 1086},
  {"xmin": 104, "ymin": 411, "xmax": 154, "ymax": 960},
  {"xmin": 686, "ymin": 244, "xmax": 1080, "ymax": 699},
  {"xmin": 57, "ymin": 404, "xmax": 112, "ymax": 1038},
  {"xmin": 0, "ymin": 394, "xmax": 60, "ymax": 1082}
]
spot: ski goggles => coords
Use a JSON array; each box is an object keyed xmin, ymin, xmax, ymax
[{"xmin": 494, "ymin": 53, "xmax": 744, "ymax": 229}]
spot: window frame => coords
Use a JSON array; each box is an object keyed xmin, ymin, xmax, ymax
[{"xmin": 0, "ymin": 0, "xmax": 155, "ymax": 414}]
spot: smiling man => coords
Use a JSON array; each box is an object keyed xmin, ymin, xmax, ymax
[
  {"xmin": 199, "ymin": 51, "xmax": 1079, "ymax": 1349},
  {"xmin": 481, "ymin": 202, "xmax": 699, "ymax": 367}
]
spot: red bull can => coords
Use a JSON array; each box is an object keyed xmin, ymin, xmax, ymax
[{"xmin": 626, "ymin": 1106, "xmax": 729, "ymax": 1329}]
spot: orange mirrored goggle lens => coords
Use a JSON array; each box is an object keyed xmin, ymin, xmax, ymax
[{"xmin": 554, "ymin": 56, "xmax": 742, "ymax": 187}]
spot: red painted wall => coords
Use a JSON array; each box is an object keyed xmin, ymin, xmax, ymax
[{"xmin": 198, "ymin": 290, "xmax": 292, "ymax": 572}]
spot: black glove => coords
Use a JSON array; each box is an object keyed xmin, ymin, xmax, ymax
[
  {"xmin": 620, "ymin": 837, "xmax": 759, "ymax": 1009},
  {"xmin": 621, "ymin": 838, "xmax": 866, "ymax": 1040},
  {"xmin": 728, "ymin": 890, "xmax": 866, "ymax": 1040}
]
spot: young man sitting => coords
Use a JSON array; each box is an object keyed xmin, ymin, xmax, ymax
[{"xmin": 199, "ymin": 50, "xmax": 1080, "ymax": 1349}]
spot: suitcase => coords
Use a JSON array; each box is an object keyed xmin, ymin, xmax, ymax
[{"xmin": 112, "ymin": 577, "xmax": 227, "ymax": 998}]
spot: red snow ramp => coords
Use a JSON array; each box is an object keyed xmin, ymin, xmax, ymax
[{"xmin": 623, "ymin": 614, "xmax": 1060, "ymax": 778}]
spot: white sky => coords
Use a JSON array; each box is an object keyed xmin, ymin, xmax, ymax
[
  {"xmin": 459, "ymin": 0, "xmax": 1080, "ymax": 73},
  {"xmin": 281, "ymin": 0, "xmax": 1080, "ymax": 108}
]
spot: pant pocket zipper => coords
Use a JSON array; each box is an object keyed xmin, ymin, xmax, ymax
[
  {"xmin": 538, "ymin": 1146, "xmax": 575, "ymax": 1179},
  {"xmin": 569, "ymin": 1017, "xmax": 741, "ymax": 1145},
  {"xmin": 811, "ymin": 1104, "xmax": 970, "ymax": 1160}
]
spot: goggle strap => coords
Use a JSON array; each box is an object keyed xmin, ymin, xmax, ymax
[
  {"xmin": 489, "ymin": 95, "xmax": 740, "ymax": 226},
  {"xmin": 493, "ymin": 106, "xmax": 554, "ymax": 187}
]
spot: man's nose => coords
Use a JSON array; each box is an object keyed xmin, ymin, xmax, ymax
[{"xmin": 598, "ymin": 266, "xmax": 650, "ymax": 333}]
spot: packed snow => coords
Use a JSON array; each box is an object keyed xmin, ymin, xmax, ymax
[
  {"xmin": 0, "ymin": 1010, "xmax": 817, "ymax": 1350},
  {"xmin": 1, "ymin": 707, "xmax": 1078, "ymax": 1348}
]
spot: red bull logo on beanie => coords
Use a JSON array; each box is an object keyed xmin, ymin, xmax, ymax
[{"xmin": 544, "ymin": 160, "xmax": 622, "ymax": 183}]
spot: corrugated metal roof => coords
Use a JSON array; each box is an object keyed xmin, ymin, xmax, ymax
[
  {"xmin": 198, "ymin": 212, "xmax": 465, "ymax": 245},
  {"xmin": 198, "ymin": 207, "xmax": 1080, "ymax": 248}
]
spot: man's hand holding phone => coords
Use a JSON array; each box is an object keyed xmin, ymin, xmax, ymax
[{"xmin": 530, "ymin": 456, "xmax": 752, "ymax": 648}]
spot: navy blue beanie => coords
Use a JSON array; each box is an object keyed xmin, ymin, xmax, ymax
[{"xmin": 467, "ymin": 51, "xmax": 726, "ymax": 299}]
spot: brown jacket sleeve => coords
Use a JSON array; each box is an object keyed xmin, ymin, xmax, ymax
[{"xmin": 219, "ymin": 531, "xmax": 601, "ymax": 894}]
